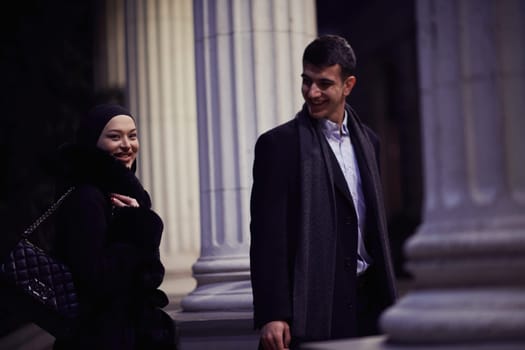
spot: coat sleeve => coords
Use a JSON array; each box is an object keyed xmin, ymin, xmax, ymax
[
  {"xmin": 111, "ymin": 206, "xmax": 166, "ymax": 291},
  {"xmin": 250, "ymin": 130, "xmax": 296, "ymax": 329},
  {"xmin": 57, "ymin": 185, "xmax": 144, "ymax": 301}
]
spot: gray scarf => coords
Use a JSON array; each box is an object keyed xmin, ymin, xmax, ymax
[
  {"xmin": 293, "ymin": 106, "xmax": 338, "ymax": 339},
  {"xmin": 292, "ymin": 104, "xmax": 394, "ymax": 339}
]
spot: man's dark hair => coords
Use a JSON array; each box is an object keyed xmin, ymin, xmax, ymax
[{"xmin": 302, "ymin": 35, "xmax": 356, "ymax": 79}]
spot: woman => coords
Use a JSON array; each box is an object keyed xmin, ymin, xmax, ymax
[{"xmin": 53, "ymin": 104, "xmax": 176, "ymax": 349}]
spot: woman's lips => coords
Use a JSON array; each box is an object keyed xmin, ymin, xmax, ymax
[{"xmin": 115, "ymin": 153, "xmax": 133, "ymax": 161}]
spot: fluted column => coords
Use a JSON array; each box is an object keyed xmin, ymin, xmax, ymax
[
  {"xmin": 181, "ymin": 0, "xmax": 316, "ymax": 311},
  {"xmin": 381, "ymin": 0, "xmax": 525, "ymax": 345},
  {"xmin": 93, "ymin": 0, "xmax": 127, "ymax": 93},
  {"xmin": 124, "ymin": 0, "xmax": 201, "ymax": 300}
]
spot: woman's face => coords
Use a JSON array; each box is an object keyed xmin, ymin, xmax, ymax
[{"xmin": 96, "ymin": 115, "xmax": 139, "ymax": 168}]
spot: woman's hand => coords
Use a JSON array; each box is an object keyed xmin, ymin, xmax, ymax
[{"xmin": 110, "ymin": 193, "xmax": 139, "ymax": 208}]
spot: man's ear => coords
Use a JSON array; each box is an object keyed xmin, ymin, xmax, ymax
[{"xmin": 343, "ymin": 75, "xmax": 356, "ymax": 96}]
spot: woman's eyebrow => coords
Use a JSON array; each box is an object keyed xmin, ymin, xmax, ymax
[{"xmin": 105, "ymin": 128, "xmax": 137, "ymax": 133}]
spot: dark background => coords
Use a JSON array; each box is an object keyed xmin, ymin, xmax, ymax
[
  {"xmin": 1, "ymin": 0, "xmax": 95, "ymax": 231},
  {"xmin": 0, "ymin": 0, "xmax": 96, "ymax": 335}
]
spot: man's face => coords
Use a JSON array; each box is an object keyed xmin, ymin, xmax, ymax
[{"xmin": 301, "ymin": 63, "xmax": 356, "ymax": 124}]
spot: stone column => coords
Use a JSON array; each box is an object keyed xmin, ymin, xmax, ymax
[
  {"xmin": 381, "ymin": 0, "xmax": 525, "ymax": 346},
  {"xmin": 93, "ymin": 0, "xmax": 126, "ymax": 99},
  {"xmin": 124, "ymin": 0, "xmax": 201, "ymax": 301},
  {"xmin": 180, "ymin": 0, "xmax": 316, "ymax": 313}
]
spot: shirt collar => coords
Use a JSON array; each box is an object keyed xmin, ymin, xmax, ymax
[{"xmin": 319, "ymin": 111, "xmax": 349, "ymax": 139}]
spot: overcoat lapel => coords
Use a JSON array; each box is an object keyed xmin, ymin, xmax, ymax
[
  {"xmin": 345, "ymin": 105, "xmax": 398, "ymax": 303},
  {"xmin": 345, "ymin": 105, "xmax": 390, "ymax": 257},
  {"xmin": 345, "ymin": 109, "xmax": 378, "ymax": 247}
]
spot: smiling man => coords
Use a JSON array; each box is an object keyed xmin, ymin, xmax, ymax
[{"xmin": 250, "ymin": 35, "xmax": 397, "ymax": 350}]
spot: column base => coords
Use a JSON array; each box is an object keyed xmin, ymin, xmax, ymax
[
  {"xmin": 180, "ymin": 255, "xmax": 253, "ymax": 311},
  {"xmin": 301, "ymin": 335, "xmax": 525, "ymax": 350},
  {"xmin": 180, "ymin": 280, "xmax": 253, "ymax": 311},
  {"xmin": 171, "ymin": 310, "xmax": 259, "ymax": 350},
  {"xmin": 380, "ymin": 289, "xmax": 525, "ymax": 344},
  {"xmin": 160, "ymin": 252, "xmax": 199, "ymax": 309}
]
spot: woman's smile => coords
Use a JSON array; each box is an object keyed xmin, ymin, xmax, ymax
[{"xmin": 96, "ymin": 115, "xmax": 139, "ymax": 168}]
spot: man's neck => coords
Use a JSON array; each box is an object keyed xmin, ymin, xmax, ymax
[{"xmin": 326, "ymin": 111, "xmax": 346, "ymax": 132}]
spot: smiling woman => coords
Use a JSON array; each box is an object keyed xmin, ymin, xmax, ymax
[
  {"xmin": 96, "ymin": 114, "xmax": 139, "ymax": 169},
  {"xmin": 51, "ymin": 104, "xmax": 178, "ymax": 349}
]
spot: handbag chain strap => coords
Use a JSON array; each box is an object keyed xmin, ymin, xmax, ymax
[{"xmin": 22, "ymin": 186, "xmax": 75, "ymax": 239}]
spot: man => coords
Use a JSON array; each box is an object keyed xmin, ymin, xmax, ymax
[{"xmin": 249, "ymin": 35, "xmax": 397, "ymax": 349}]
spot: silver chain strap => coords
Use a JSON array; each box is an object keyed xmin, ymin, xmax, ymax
[{"xmin": 22, "ymin": 186, "xmax": 75, "ymax": 239}]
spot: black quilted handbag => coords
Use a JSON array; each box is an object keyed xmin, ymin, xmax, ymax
[{"xmin": 0, "ymin": 187, "xmax": 80, "ymax": 338}]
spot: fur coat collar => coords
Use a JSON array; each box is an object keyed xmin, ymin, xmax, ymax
[{"xmin": 56, "ymin": 143, "xmax": 151, "ymax": 208}]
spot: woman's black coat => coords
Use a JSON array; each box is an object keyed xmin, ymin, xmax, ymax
[{"xmin": 52, "ymin": 144, "xmax": 175, "ymax": 349}]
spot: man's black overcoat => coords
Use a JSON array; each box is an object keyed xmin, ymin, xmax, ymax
[{"xmin": 250, "ymin": 104, "xmax": 397, "ymax": 342}]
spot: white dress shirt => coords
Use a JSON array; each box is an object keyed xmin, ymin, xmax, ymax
[{"xmin": 319, "ymin": 112, "xmax": 372, "ymax": 275}]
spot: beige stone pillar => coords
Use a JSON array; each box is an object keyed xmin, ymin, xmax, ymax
[
  {"xmin": 93, "ymin": 0, "xmax": 126, "ymax": 97},
  {"xmin": 174, "ymin": 0, "xmax": 315, "ymax": 348},
  {"xmin": 124, "ymin": 0, "xmax": 201, "ymax": 301},
  {"xmin": 381, "ymin": 0, "xmax": 525, "ymax": 346},
  {"xmin": 180, "ymin": 0, "xmax": 316, "ymax": 313}
]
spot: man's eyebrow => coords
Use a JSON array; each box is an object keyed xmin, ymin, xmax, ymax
[{"xmin": 300, "ymin": 73, "xmax": 334, "ymax": 82}]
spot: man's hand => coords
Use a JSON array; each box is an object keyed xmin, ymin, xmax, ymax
[{"xmin": 260, "ymin": 320, "xmax": 291, "ymax": 350}]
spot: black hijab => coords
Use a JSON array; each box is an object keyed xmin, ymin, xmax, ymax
[
  {"xmin": 56, "ymin": 103, "xmax": 150, "ymax": 207},
  {"xmin": 76, "ymin": 104, "xmax": 137, "ymax": 172}
]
